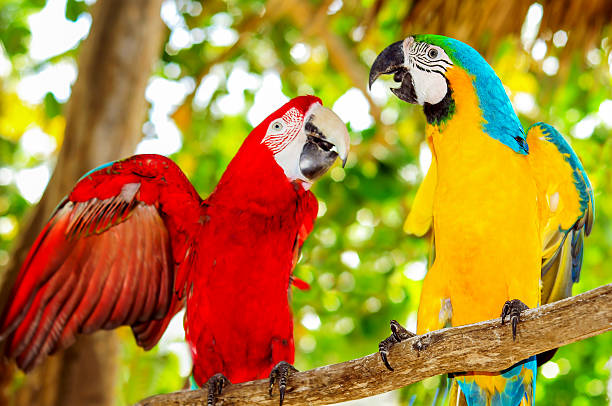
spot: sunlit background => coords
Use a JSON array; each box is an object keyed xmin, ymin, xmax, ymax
[{"xmin": 0, "ymin": 0, "xmax": 611, "ymax": 405}]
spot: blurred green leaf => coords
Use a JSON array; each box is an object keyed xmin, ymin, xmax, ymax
[{"xmin": 65, "ymin": 0, "xmax": 89, "ymax": 22}]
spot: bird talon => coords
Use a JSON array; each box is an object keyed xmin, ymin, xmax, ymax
[
  {"xmin": 390, "ymin": 319, "xmax": 414, "ymax": 341},
  {"xmin": 511, "ymin": 316, "xmax": 519, "ymax": 339},
  {"xmin": 269, "ymin": 361, "xmax": 298, "ymax": 406},
  {"xmin": 378, "ymin": 341, "xmax": 394, "ymax": 371},
  {"xmin": 205, "ymin": 373, "xmax": 230, "ymax": 406},
  {"xmin": 390, "ymin": 323, "xmax": 403, "ymax": 343},
  {"xmin": 378, "ymin": 320, "xmax": 415, "ymax": 371},
  {"xmin": 501, "ymin": 303, "xmax": 510, "ymax": 325},
  {"xmin": 500, "ymin": 299, "xmax": 529, "ymax": 340}
]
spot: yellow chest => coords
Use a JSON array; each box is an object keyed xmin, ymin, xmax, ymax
[
  {"xmin": 427, "ymin": 68, "xmax": 541, "ymax": 322},
  {"xmin": 430, "ymin": 117, "xmax": 539, "ymax": 254}
]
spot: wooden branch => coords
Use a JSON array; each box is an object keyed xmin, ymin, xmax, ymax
[{"xmin": 137, "ymin": 284, "xmax": 612, "ymax": 406}]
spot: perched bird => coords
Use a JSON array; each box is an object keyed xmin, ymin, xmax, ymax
[
  {"xmin": 369, "ymin": 35, "xmax": 593, "ymax": 406},
  {"xmin": 0, "ymin": 95, "xmax": 349, "ymax": 405}
]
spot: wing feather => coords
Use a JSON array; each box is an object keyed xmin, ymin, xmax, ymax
[
  {"xmin": 0, "ymin": 154, "xmax": 203, "ymax": 371},
  {"xmin": 404, "ymin": 155, "xmax": 436, "ymax": 237},
  {"xmin": 106, "ymin": 223, "xmax": 140, "ymax": 327},
  {"xmin": 89, "ymin": 233, "xmax": 128, "ymax": 330},
  {"xmin": 527, "ymin": 123, "xmax": 594, "ymax": 304},
  {"xmin": 129, "ymin": 210, "xmax": 151, "ymax": 324}
]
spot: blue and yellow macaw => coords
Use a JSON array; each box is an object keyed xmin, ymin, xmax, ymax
[{"xmin": 369, "ymin": 35, "xmax": 594, "ymax": 406}]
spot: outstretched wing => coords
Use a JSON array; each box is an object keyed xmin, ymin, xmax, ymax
[
  {"xmin": 0, "ymin": 154, "xmax": 203, "ymax": 371},
  {"xmin": 526, "ymin": 123, "xmax": 594, "ymax": 304}
]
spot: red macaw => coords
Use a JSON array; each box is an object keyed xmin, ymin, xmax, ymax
[{"xmin": 0, "ymin": 95, "xmax": 349, "ymax": 405}]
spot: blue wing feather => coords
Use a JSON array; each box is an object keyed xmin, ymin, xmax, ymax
[
  {"xmin": 78, "ymin": 161, "xmax": 116, "ymax": 182},
  {"xmin": 527, "ymin": 122, "xmax": 594, "ymax": 304},
  {"xmin": 533, "ymin": 122, "xmax": 594, "ymax": 225}
]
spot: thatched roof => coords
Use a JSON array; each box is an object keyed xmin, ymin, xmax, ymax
[{"xmin": 394, "ymin": 0, "xmax": 611, "ymax": 57}]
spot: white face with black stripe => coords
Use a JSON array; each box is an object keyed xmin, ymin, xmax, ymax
[{"xmin": 402, "ymin": 37, "xmax": 453, "ymax": 105}]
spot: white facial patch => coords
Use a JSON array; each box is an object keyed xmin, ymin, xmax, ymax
[
  {"xmin": 273, "ymin": 127, "xmax": 309, "ymax": 183},
  {"xmin": 403, "ymin": 39, "xmax": 454, "ymax": 105},
  {"xmin": 261, "ymin": 107, "xmax": 303, "ymax": 154},
  {"xmin": 411, "ymin": 68, "xmax": 448, "ymax": 105},
  {"xmin": 263, "ymin": 103, "xmax": 322, "ymax": 185}
]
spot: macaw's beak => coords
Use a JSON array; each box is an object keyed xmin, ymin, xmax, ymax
[
  {"xmin": 369, "ymin": 37, "xmax": 418, "ymax": 104},
  {"xmin": 299, "ymin": 104, "xmax": 349, "ymax": 181}
]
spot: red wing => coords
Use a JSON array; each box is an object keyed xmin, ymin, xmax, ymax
[{"xmin": 0, "ymin": 154, "xmax": 203, "ymax": 371}]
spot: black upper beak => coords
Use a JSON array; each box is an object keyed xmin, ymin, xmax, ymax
[
  {"xmin": 369, "ymin": 39, "xmax": 418, "ymax": 104},
  {"xmin": 368, "ymin": 40, "xmax": 405, "ymax": 90}
]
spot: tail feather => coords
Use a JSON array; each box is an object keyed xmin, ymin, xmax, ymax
[
  {"xmin": 448, "ymin": 379, "xmax": 468, "ymax": 406},
  {"xmin": 455, "ymin": 356, "xmax": 536, "ymax": 406}
]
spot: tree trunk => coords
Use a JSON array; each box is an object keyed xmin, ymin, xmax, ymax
[{"xmin": 0, "ymin": 0, "xmax": 165, "ymax": 405}]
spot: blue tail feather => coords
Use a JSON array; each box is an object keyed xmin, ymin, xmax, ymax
[
  {"xmin": 456, "ymin": 356, "xmax": 537, "ymax": 406},
  {"xmin": 189, "ymin": 375, "xmax": 199, "ymax": 390}
]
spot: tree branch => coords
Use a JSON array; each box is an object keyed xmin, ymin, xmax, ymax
[{"xmin": 137, "ymin": 284, "xmax": 612, "ymax": 406}]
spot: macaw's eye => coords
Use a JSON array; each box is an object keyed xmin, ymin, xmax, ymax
[
  {"xmin": 272, "ymin": 121, "xmax": 284, "ymax": 131},
  {"xmin": 428, "ymin": 48, "xmax": 438, "ymax": 59}
]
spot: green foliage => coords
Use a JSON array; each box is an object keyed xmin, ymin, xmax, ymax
[
  {"xmin": 117, "ymin": 328, "xmax": 186, "ymax": 404},
  {"xmin": 0, "ymin": 1, "xmax": 611, "ymax": 405},
  {"xmin": 0, "ymin": 0, "xmax": 39, "ymax": 56},
  {"xmin": 65, "ymin": 0, "xmax": 88, "ymax": 22}
]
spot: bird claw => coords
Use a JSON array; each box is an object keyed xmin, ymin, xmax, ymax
[
  {"xmin": 205, "ymin": 373, "xmax": 230, "ymax": 406},
  {"xmin": 501, "ymin": 299, "xmax": 529, "ymax": 340},
  {"xmin": 269, "ymin": 361, "xmax": 298, "ymax": 406},
  {"xmin": 378, "ymin": 335, "xmax": 396, "ymax": 371},
  {"xmin": 378, "ymin": 319, "xmax": 416, "ymax": 371}
]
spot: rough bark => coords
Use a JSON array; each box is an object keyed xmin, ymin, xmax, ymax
[
  {"xmin": 0, "ymin": 0, "xmax": 165, "ymax": 405},
  {"xmin": 137, "ymin": 283, "xmax": 612, "ymax": 406}
]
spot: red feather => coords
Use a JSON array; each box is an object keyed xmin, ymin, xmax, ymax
[
  {"xmin": 0, "ymin": 155, "xmax": 201, "ymax": 371},
  {"xmin": 0, "ymin": 96, "xmax": 323, "ymax": 387}
]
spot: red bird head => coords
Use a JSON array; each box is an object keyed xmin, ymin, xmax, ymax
[{"xmin": 232, "ymin": 95, "xmax": 350, "ymax": 191}]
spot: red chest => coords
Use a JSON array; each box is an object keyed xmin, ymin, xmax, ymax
[{"xmin": 184, "ymin": 204, "xmax": 302, "ymax": 385}]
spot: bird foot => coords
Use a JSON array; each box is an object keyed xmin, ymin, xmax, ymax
[
  {"xmin": 205, "ymin": 373, "xmax": 230, "ymax": 406},
  {"xmin": 378, "ymin": 319, "xmax": 416, "ymax": 371},
  {"xmin": 269, "ymin": 361, "xmax": 298, "ymax": 406},
  {"xmin": 501, "ymin": 299, "xmax": 529, "ymax": 340}
]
